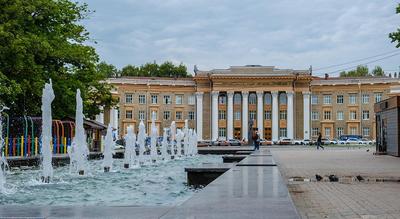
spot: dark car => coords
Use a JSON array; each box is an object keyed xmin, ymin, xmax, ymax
[{"xmin": 227, "ymin": 139, "xmax": 241, "ymax": 146}]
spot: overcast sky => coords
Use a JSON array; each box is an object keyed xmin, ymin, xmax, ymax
[{"xmin": 80, "ymin": 0, "xmax": 400, "ymax": 76}]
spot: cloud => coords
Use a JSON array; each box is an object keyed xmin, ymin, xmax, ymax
[{"xmin": 80, "ymin": 0, "xmax": 400, "ymax": 75}]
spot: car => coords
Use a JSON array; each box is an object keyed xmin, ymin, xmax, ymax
[
  {"xmin": 329, "ymin": 139, "xmax": 338, "ymax": 145},
  {"xmin": 346, "ymin": 138, "xmax": 359, "ymax": 144},
  {"xmin": 293, "ymin": 139, "xmax": 303, "ymax": 145},
  {"xmin": 302, "ymin": 139, "xmax": 312, "ymax": 145},
  {"xmin": 321, "ymin": 138, "xmax": 330, "ymax": 145},
  {"xmin": 259, "ymin": 139, "xmax": 272, "ymax": 145},
  {"xmin": 359, "ymin": 138, "xmax": 373, "ymax": 145},
  {"xmin": 278, "ymin": 138, "xmax": 293, "ymax": 145},
  {"xmin": 216, "ymin": 139, "xmax": 229, "ymax": 146},
  {"xmin": 227, "ymin": 139, "xmax": 241, "ymax": 146},
  {"xmin": 338, "ymin": 140, "xmax": 346, "ymax": 145}
]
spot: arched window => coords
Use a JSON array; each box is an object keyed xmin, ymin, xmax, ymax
[
  {"xmin": 234, "ymin": 93, "xmax": 242, "ymax": 105},
  {"xmin": 264, "ymin": 93, "xmax": 272, "ymax": 105},
  {"xmin": 218, "ymin": 94, "xmax": 226, "ymax": 104},
  {"xmin": 249, "ymin": 93, "xmax": 257, "ymax": 105},
  {"xmin": 279, "ymin": 93, "xmax": 287, "ymax": 105}
]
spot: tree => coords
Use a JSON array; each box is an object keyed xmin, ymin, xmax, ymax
[
  {"xmin": 0, "ymin": 0, "xmax": 116, "ymax": 119},
  {"xmin": 339, "ymin": 65, "xmax": 369, "ymax": 77},
  {"xmin": 389, "ymin": 4, "xmax": 400, "ymax": 48},
  {"xmin": 371, "ymin": 66, "xmax": 385, "ymax": 76},
  {"xmin": 96, "ymin": 61, "xmax": 118, "ymax": 78},
  {"xmin": 120, "ymin": 61, "xmax": 190, "ymax": 77},
  {"xmin": 121, "ymin": 65, "xmax": 139, "ymax": 76}
]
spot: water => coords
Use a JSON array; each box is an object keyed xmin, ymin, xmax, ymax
[
  {"xmin": 0, "ymin": 106, "xmax": 9, "ymax": 192},
  {"xmin": 41, "ymin": 80, "xmax": 55, "ymax": 182},
  {"xmin": 150, "ymin": 112, "xmax": 158, "ymax": 161},
  {"xmin": 102, "ymin": 124, "xmax": 114, "ymax": 171},
  {"xmin": 0, "ymin": 155, "xmax": 222, "ymax": 206},
  {"xmin": 124, "ymin": 125, "xmax": 138, "ymax": 168}
]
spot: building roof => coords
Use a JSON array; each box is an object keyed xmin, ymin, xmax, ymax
[
  {"xmin": 311, "ymin": 76, "xmax": 400, "ymax": 86},
  {"xmin": 195, "ymin": 65, "xmax": 310, "ymax": 77},
  {"xmin": 105, "ymin": 77, "xmax": 196, "ymax": 86}
]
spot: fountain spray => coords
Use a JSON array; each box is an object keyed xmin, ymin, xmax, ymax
[
  {"xmin": 170, "ymin": 121, "xmax": 176, "ymax": 159},
  {"xmin": 124, "ymin": 125, "xmax": 137, "ymax": 168},
  {"xmin": 150, "ymin": 111, "xmax": 158, "ymax": 162},
  {"xmin": 176, "ymin": 129, "xmax": 183, "ymax": 157},
  {"xmin": 183, "ymin": 120, "xmax": 189, "ymax": 155},
  {"xmin": 161, "ymin": 128, "xmax": 169, "ymax": 161},
  {"xmin": 41, "ymin": 80, "xmax": 54, "ymax": 183},
  {"xmin": 0, "ymin": 106, "xmax": 9, "ymax": 192},
  {"xmin": 102, "ymin": 124, "xmax": 115, "ymax": 172},
  {"xmin": 138, "ymin": 120, "xmax": 146, "ymax": 165}
]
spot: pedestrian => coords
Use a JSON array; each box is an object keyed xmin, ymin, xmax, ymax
[
  {"xmin": 317, "ymin": 132, "xmax": 324, "ymax": 150},
  {"xmin": 253, "ymin": 130, "xmax": 260, "ymax": 150}
]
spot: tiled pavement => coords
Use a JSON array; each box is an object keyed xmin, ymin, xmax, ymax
[{"xmin": 271, "ymin": 147, "xmax": 400, "ymax": 219}]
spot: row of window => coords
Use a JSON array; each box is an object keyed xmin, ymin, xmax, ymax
[
  {"xmin": 312, "ymin": 110, "xmax": 370, "ymax": 121},
  {"xmin": 312, "ymin": 127, "xmax": 371, "ymax": 137},
  {"xmin": 125, "ymin": 110, "xmax": 195, "ymax": 120},
  {"xmin": 219, "ymin": 93, "xmax": 288, "ymax": 105},
  {"xmin": 218, "ymin": 110, "xmax": 288, "ymax": 120},
  {"xmin": 125, "ymin": 94, "xmax": 196, "ymax": 105},
  {"xmin": 312, "ymin": 93, "xmax": 382, "ymax": 105}
]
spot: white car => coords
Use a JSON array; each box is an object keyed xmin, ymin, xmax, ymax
[
  {"xmin": 302, "ymin": 139, "xmax": 311, "ymax": 145},
  {"xmin": 346, "ymin": 138, "xmax": 360, "ymax": 145},
  {"xmin": 293, "ymin": 139, "xmax": 303, "ymax": 145},
  {"xmin": 358, "ymin": 139, "xmax": 373, "ymax": 145},
  {"xmin": 329, "ymin": 139, "xmax": 338, "ymax": 145}
]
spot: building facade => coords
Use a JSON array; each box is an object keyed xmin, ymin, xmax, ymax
[{"xmin": 102, "ymin": 65, "xmax": 400, "ymax": 141}]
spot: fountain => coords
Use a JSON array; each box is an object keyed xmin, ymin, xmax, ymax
[
  {"xmin": 176, "ymin": 129, "xmax": 183, "ymax": 157},
  {"xmin": 161, "ymin": 128, "xmax": 169, "ymax": 161},
  {"xmin": 124, "ymin": 125, "xmax": 138, "ymax": 168},
  {"xmin": 102, "ymin": 124, "xmax": 115, "ymax": 172},
  {"xmin": 0, "ymin": 106, "xmax": 9, "ymax": 192},
  {"xmin": 138, "ymin": 120, "xmax": 146, "ymax": 165},
  {"xmin": 40, "ymin": 80, "xmax": 55, "ymax": 183},
  {"xmin": 183, "ymin": 120, "xmax": 189, "ymax": 155},
  {"xmin": 188, "ymin": 129, "xmax": 193, "ymax": 156},
  {"xmin": 193, "ymin": 130, "xmax": 198, "ymax": 155},
  {"xmin": 68, "ymin": 89, "xmax": 89, "ymax": 175},
  {"xmin": 150, "ymin": 111, "xmax": 158, "ymax": 162},
  {"xmin": 170, "ymin": 121, "xmax": 176, "ymax": 159}
]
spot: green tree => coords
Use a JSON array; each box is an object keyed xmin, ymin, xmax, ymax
[
  {"xmin": 97, "ymin": 61, "xmax": 118, "ymax": 78},
  {"xmin": 121, "ymin": 65, "xmax": 139, "ymax": 76},
  {"xmin": 120, "ymin": 61, "xmax": 190, "ymax": 77},
  {"xmin": 389, "ymin": 4, "xmax": 400, "ymax": 48},
  {"xmin": 0, "ymin": 0, "xmax": 116, "ymax": 119},
  {"xmin": 371, "ymin": 66, "xmax": 385, "ymax": 76},
  {"xmin": 339, "ymin": 65, "xmax": 369, "ymax": 77}
]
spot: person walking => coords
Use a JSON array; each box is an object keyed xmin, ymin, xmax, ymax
[
  {"xmin": 317, "ymin": 132, "xmax": 324, "ymax": 150},
  {"xmin": 253, "ymin": 130, "xmax": 260, "ymax": 150}
]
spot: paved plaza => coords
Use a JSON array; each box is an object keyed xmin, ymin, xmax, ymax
[{"xmin": 271, "ymin": 146, "xmax": 400, "ymax": 219}]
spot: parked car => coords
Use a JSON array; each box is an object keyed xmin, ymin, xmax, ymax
[
  {"xmin": 302, "ymin": 139, "xmax": 312, "ymax": 145},
  {"xmin": 278, "ymin": 138, "xmax": 293, "ymax": 145},
  {"xmin": 259, "ymin": 139, "xmax": 272, "ymax": 145},
  {"xmin": 329, "ymin": 139, "xmax": 338, "ymax": 145},
  {"xmin": 358, "ymin": 138, "xmax": 373, "ymax": 145},
  {"xmin": 346, "ymin": 138, "xmax": 359, "ymax": 144},
  {"xmin": 293, "ymin": 139, "xmax": 303, "ymax": 145},
  {"xmin": 321, "ymin": 138, "xmax": 330, "ymax": 145},
  {"xmin": 216, "ymin": 139, "xmax": 229, "ymax": 146},
  {"xmin": 227, "ymin": 139, "xmax": 241, "ymax": 146}
]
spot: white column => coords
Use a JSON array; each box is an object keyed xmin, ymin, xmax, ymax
[
  {"xmin": 242, "ymin": 91, "xmax": 249, "ymax": 141},
  {"xmin": 211, "ymin": 91, "xmax": 219, "ymax": 141},
  {"xmin": 256, "ymin": 91, "xmax": 264, "ymax": 139},
  {"xmin": 96, "ymin": 106, "xmax": 104, "ymax": 124},
  {"xmin": 287, "ymin": 91, "xmax": 294, "ymax": 139},
  {"xmin": 271, "ymin": 91, "xmax": 279, "ymax": 142},
  {"xmin": 302, "ymin": 91, "xmax": 311, "ymax": 140},
  {"xmin": 109, "ymin": 107, "xmax": 114, "ymax": 127},
  {"xmin": 196, "ymin": 92, "xmax": 204, "ymax": 140},
  {"xmin": 227, "ymin": 91, "xmax": 234, "ymax": 140}
]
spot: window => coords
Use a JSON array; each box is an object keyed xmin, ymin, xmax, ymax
[
  {"xmin": 139, "ymin": 111, "xmax": 145, "ymax": 121},
  {"xmin": 151, "ymin": 95, "xmax": 158, "ymax": 104},
  {"xmin": 362, "ymin": 110, "xmax": 369, "ymax": 120},
  {"xmin": 279, "ymin": 93, "xmax": 287, "ymax": 105},
  {"xmin": 336, "ymin": 127, "xmax": 344, "ymax": 137},
  {"xmin": 279, "ymin": 128, "xmax": 287, "ymax": 138},
  {"xmin": 323, "ymin": 111, "xmax": 331, "ymax": 120},
  {"xmin": 323, "ymin": 95, "xmax": 331, "ymax": 105},
  {"xmin": 280, "ymin": 110, "xmax": 287, "ymax": 120},
  {"xmin": 125, "ymin": 93, "xmax": 133, "ymax": 103},
  {"xmin": 362, "ymin": 94, "xmax": 369, "ymax": 104},
  {"xmin": 374, "ymin": 93, "xmax": 383, "ymax": 103},
  {"xmin": 349, "ymin": 94, "xmax": 357, "ymax": 104},
  {"xmin": 337, "ymin": 95, "xmax": 343, "ymax": 104},
  {"xmin": 337, "ymin": 111, "xmax": 344, "ymax": 120},
  {"xmin": 249, "ymin": 110, "xmax": 256, "ymax": 120},
  {"xmin": 151, "ymin": 111, "xmax": 158, "ymax": 120},
  {"xmin": 311, "ymin": 95, "xmax": 318, "ymax": 104},
  {"xmin": 125, "ymin": 110, "xmax": 133, "ymax": 119},
  {"xmin": 362, "ymin": 127, "xmax": 370, "ymax": 136},
  {"xmin": 175, "ymin": 95, "xmax": 183, "ymax": 105},
  {"xmin": 265, "ymin": 111, "xmax": 271, "ymax": 120},
  {"xmin": 312, "ymin": 128, "xmax": 319, "ymax": 137},
  {"xmin": 163, "ymin": 95, "xmax": 171, "ymax": 104},
  {"xmin": 264, "ymin": 93, "xmax": 272, "ymax": 105},
  {"xmin": 175, "ymin": 111, "xmax": 182, "ymax": 120},
  {"xmin": 188, "ymin": 95, "xmax": 195, "ymax": 105},
  {"xmin": 139, "ymin": 95, "xmax": 146, "ymax": 104},
  {"xmin": 188, "ymin": 111, "xmax": 195, "ymax": 120},
  {"xmin": 312, "ymin": 112, "xmax": 319, "ymax": 120},
  {"xmin": 218, "ymin": 128, "xmax": 226, "ymax": 138},
  {"xmin": 234, "ymin": 94, "xmax": 241, "ymax": 104},
  {"xmin": 350, "ymin": 111, "xmax": 357, "ymax": 120},
  {"xmin": 234, "ymin": 111, "xmax": 241, "ymax": 120},
  {"xmin": 218, "ymin": 94, "xmax": 226, "ymax": 104},
  {"xmin": 218, "ymin": 110, "xmax": 226, "ymax": 120},
  {"xmin": 163, "ymin": 111, "xmax": 170, "ymax": 120},
  {"xmin": 325, "ymin": 127, "xmax": 331, "ymax": 138},
  {"xmin": 249, "ymin": 93, "xmax": 257, "ymax": 104},
  {"xmin": 350, "ymin": 127, "xmax": 357, "ymax": 135}
]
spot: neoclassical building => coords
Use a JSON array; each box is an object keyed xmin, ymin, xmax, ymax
[{"xmin": 102, "ymin": 65, "xmax": 400, "ymax": 142}]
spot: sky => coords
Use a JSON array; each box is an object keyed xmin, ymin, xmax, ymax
[{"xmin": 79, "ymin": 0, "xmax": 400, "ymax": 76}]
